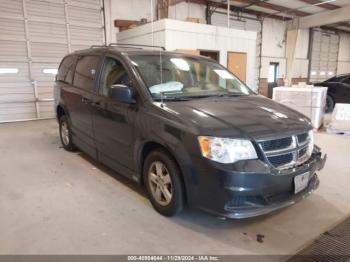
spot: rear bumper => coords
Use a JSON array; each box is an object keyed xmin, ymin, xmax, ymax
[{"xmin": 187, "ymin": 149, "xmax": 327, "ymax": 219}]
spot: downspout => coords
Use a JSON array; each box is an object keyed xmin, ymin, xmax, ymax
[
  {"xmin": 102, "ymin": 0, "xmax": 107, "ymax": 45},
  {"xmin": 205, "ymin": 1, "xmax": 211, "ymax": 24},
  {"xmin": 258, "ymin": 17, "xmax": 264, "ymax": 94},
  {"xmin": 306, "ymin": 28, "xmax": 313, "ymax": 83},
  {"xmin": 227, "ymin": 0, "xmax": 230, "ymax": 28}
]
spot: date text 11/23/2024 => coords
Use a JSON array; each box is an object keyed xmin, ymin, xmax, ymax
[{"xmin": 127, "ymin": 256, "xmax": 219, "ymax": 261}]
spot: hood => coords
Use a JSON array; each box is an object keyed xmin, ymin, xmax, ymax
[{"xmin": 158, "ymin": 95, "xmax": 312, "ymax": 140}]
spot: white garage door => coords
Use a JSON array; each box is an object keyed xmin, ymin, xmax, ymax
[
  {"xmin": 0, "ymin": 0, "xmax": 104, "ymax": 122},
  {"xmin": 309, "ymin": 28, "xmax": 339, "ymax": 83}
]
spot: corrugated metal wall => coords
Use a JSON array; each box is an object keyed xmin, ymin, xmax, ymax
[
  {"xmin": 309, "ymin": 28, "xmax": 339, "ymax": 83},
  {"xmin": 211, "ymin": 12, "xmax": 261, "ymax": 32},
  {"xmin": 0, "ymin": 0, "xmax": 104, "ymax": 122}
]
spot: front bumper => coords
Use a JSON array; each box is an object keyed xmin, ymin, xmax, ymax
[
  {"xmin": 188, "ymin": 149, "xmax": 327, "ymax": 219},
  {"xmin": 225, "ymin": 173, "xmax": 320, "ymax": 219}
]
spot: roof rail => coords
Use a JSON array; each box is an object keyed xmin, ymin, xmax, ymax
[
  {"xmin": 90, "ymin": 43, "xmax": 165, "ymax": 51},
  {"xmin": 90, "ymin": 44, "xmax": 107, "ymax": 48},
  {"xmin": 335, "ymin": 73, "xmax": 350, "ymax": 77}
]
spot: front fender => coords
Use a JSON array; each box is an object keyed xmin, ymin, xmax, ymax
[{"xmin": 133, "ymin": 110, "xmax": 199, "ymax": 206}]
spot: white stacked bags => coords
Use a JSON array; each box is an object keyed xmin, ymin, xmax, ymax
[{"xmin": 272, "ymin": 84, "xmax": 328, "ymax": 129}]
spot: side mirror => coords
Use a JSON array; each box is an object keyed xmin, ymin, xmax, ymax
[{"xmin": 109, "ymin": 84, "xmax": 136, "ymax": 104}]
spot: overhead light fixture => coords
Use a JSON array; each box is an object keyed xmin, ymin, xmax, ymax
[
  {"xmin": 170, "ymin": 58, "xmax": 190, "ymax": 71},
  {"xmin": 43, "ymin": 69, "xmax": 58, "ymax": 75},
  {"xmin": 0, "ymin": 68, "xmax": 18, "ymax": 74},
  {"xmin": 213, "ymin": 69, "xmax": 234, "ymax": 79},
  {"xmin": 314, "ymin": 0, "xmax": 336, "ymax": 6}
]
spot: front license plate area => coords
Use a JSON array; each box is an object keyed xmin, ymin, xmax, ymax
[{"xmin": 294, "ymin": 172, "xmax": 310, "ymax": 194}]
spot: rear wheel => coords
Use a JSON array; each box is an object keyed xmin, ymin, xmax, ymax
[
  {"xmin": 325, "ymin": 95, "xmax": 335, "ymax": 113},
  {"xmin": 143, "ymin": 149, "xmax": 184, "ymax": 216},
  {"xmin": 59, "ymin": 115, "xmax": 75, "ymax": 151}
]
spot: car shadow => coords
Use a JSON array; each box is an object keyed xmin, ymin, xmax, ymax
[
  {"xmin": 76, "ymin": 150, "xmax": 268, "ymax": 222},
  {"xmin": 77, "ymin": 151, "xmax": 147, "ymax": 198},
  {"xmin": 165, "ymin": 194, "xmax": 345, "ymax": 255},
  {"xmin": 41, "ymin": 120, "xmax": 347, "ymax": 256},
  {"xmin": 76, "ymin": 148, "xmax": 344, "ymax": 221},
  {"xmin": 74, "ymin": 147, "xmax": 345, "ymax": 256}
]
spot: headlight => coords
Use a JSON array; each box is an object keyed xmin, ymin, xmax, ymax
[
  {"xmin": 198, "ymin": 136, "xmax": 258, "ymax": 164},
  {"xmin": 307, "ymin": 130, "xmax": 314, "ymax": 156}
]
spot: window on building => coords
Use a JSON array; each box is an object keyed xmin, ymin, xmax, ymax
[{"xmin": 268, "ymin": 63, "xmax": 279, "ymax": 83}]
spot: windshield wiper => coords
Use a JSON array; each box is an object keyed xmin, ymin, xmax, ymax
[
  {"xmin": 153, "ymin": 96, "xmax": 192, "ymax": 101},
  {"xmin": 189, "ymin": 93, "xmax": 246, "ymax": 99},
  {"xmin": 216, "ymin": 93, "xmax": 246, "ymax": 97}
]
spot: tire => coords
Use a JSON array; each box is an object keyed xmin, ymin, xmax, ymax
[
  {"xmin": 59, "ymin": 115, "xmax": 76, "ymax": 151},
  {"xmin": 325, "ymin": 95, "xmax": 335, "ymax": 113},
  {"xmin": 143, "ymin": 149, "xmax": 184, "ymax": 217}
]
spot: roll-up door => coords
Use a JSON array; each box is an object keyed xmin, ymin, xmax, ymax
[
  {"xmin": 0, "ymin": 0, "xmax": 104, "ymax": 122},
  {"xmin": 309, "ymin": 28, "xmax": 339, "ymax": 83}
]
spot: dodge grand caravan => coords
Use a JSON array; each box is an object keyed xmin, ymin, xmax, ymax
[{"xmin": 54, "ymin": 44, "xmax": 326, "ymax": 219}]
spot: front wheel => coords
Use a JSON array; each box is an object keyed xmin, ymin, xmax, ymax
[
  {"xmin": 59, "ymin": 115, "xmax": 76, "ymax": 151},
  {"xmin": 325, "ymin": 95, "xmax": 335, "ymax": 113},
  {"xmin": 143, "ymin": 149, "xmax": 184, "ymax": 217}
]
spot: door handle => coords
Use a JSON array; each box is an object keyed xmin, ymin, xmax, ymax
[
  {"xmin": 92, "ymin": 101, "xmax": 106, "ymax": 112},
  {"xmin": 81, "ymin": 97, "xmax": 92, "ymax": 104},
  {"xmin": 92, "ymin": 101, "xmax": 103, "ymax": 110}
]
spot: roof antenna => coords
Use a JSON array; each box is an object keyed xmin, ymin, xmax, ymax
[
  {"xmin": 151, "ymin": 0, "xmax": 154, "ymax": 46},
  {"xmin": 160, "ymin": 92, "xmax": 165, "ymax": 108}
]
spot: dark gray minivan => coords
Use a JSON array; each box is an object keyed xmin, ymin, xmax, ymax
[{"xmin": 54, "ymin": 44, "xmax": 326, "ymax": 219}]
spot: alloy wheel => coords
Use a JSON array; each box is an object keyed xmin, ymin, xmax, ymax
[
  {"xmin": 148, "ymin": 161, "xmax": 173, "ymax": 206},
  {"xmin": 61, "ymin": 121, "xmax": 70, "ymax": 146}
]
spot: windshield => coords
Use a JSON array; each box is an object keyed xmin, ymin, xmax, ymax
[{"xmin": 129, "ymin": 54, "xmax": 252, "ymax": 100}]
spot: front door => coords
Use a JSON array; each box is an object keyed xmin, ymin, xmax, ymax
[
  {"xmin": 199, "ymin": 50, "xmax": 220, "ymax": 62},
  {"xmin": 338, "ymin": 76, "xmax": 350, "ymax": 103},
  {"xmin": 92, "ymin": 56, "xmax": 137, "ymax": 177},
  {"xmin": 267, "ymin": 62, "xmax": 279, "ymax": 98},
  {"xmin": 227, "ymin": 52, "xmax": 247, "ymax": 83}
]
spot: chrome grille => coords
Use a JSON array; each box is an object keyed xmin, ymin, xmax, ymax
[
  {"xmin": 259, "ymin": 132, "xmax": 312, "ymax": 170},
  {"xmin": 299, "ymin": 147, "xmax": 307, "ymax": 158},
  {"xmin": 268, "ymin": 152, "xmax": 294, "ymax": 167},
  {"xmin": 260, "ymin": 137, "xmax": 293, "ymax": 151},
  {"xmin": 297, "ymin": 133, "xmax": 308, "ymax": 144}
]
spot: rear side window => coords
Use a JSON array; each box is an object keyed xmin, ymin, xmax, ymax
[
  {"xmin": 73, "ymin": 55, "xmax": 101, "ymax": 91},
  {"xmin": 57, "ymin": 56, "xmax": 77, "ymax": 84},
  {"xmin": 342, "ymin": 77, "xmax": 350, "ymax": 85},
  {"xmin": 327, "ymin": 75, "xmax": 346, "ymax": 83}
]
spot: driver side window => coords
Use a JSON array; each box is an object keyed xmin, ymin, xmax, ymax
[
  {"xmin": 99, "ymin": 57, "xmax": 130, "ymax": 96},
  {"xmin": 343, "ymin": 77, "xmax": 350, "ymax": 86}
]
